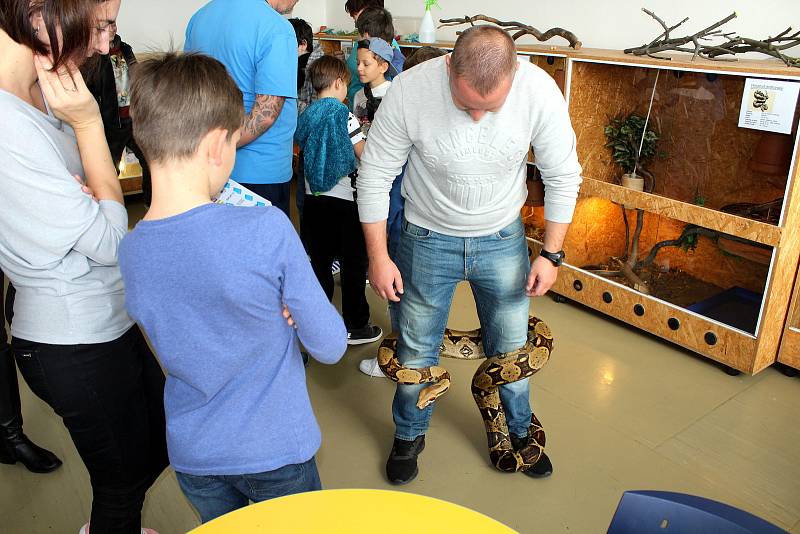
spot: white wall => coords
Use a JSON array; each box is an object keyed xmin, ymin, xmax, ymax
[
  {"xmin": 326, "ymin": 0, "xmax": 800, "ymax": 53},
  {"xmin": 117, "ymin": 0, "xmax": 328, "ymax": 52},
  {"xmin": 117, "ymin": 0, "xmax": 799, "ymax": 55}
]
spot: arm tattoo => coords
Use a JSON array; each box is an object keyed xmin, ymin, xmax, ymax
[{"xmin": 243, "ymin": 94, "xmax": 285, "ymax": 139}]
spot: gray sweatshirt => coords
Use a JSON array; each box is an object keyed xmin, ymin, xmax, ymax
[
  {"xmin": 0, "ymin": 90, "xmax": 133, "ymax": 344},
  {"xmin": 357, "ymin": 56, "xmax": 582, "ymax": 236}
]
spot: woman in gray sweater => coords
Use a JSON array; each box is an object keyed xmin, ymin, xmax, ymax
[{"xmin": 0, "ymin": 2, "xmax": 167, "ymax": 532}]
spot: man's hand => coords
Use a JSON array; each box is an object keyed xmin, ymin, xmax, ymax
[
  {"xmin": 526, "ymin": 256, "xmax": 559, "ymax": 297},
  {"xmin": 368, "ymin": 255, "xmax": 404, "ymax": 302}
]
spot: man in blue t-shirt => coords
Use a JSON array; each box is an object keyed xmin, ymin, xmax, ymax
[{"xmin": 185, "ymin": 0, "xmax": 300, "ymax": 217}]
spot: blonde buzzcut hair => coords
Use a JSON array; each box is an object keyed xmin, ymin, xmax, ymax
[{"xmin": 449, "ymin": 25, "xmax": 517, "ymax": 96}]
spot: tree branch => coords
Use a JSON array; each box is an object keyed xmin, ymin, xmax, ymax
[
  {"xmin": 438, "ymin": 14, "xmax": 582, "ymax": 49},
  {"xmin": 635, "ymin": 226, "xmax": 771, "ymax": 270},
  {"xmin": 624, "ymin": 11, "xmax": 800, "ymax": 67}
]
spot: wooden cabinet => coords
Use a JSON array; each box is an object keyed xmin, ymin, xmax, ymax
[
  {"xmin": 777, "ymin": 262, "xmax": 800, "ymax": 371},
  {"xmin": 528, "ymin": 50, "xmax": 800, "ymax": 375},
  {"xmin": 317, "ymin": 36, "xmax": 800, "ymax": 374}
]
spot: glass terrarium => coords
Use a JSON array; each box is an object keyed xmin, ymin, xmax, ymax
[
  {"xmin": 569, "ymin": 61, "xmax": 798, "ymax": 221},
  {"xmin": 523, "ymin": 197, "xmax": 772, "ymax": 335}
]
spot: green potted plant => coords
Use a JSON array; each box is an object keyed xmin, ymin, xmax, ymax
[{"xmin": 604, "ymin": 113, "xmax": 659, "ymax": 193}]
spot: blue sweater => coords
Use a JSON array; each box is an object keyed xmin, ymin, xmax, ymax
[
  {"xmin": 295, "ymin": 97, "xmax": 356, "ymax": 194},
  {"xmin": 119, "ymin": 204, "xmax": 347, "ymax": 475}
]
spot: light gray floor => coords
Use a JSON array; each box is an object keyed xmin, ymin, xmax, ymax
[{"xmin": 3, "ymin": 199, "xmax": 800, "ymax": 533}]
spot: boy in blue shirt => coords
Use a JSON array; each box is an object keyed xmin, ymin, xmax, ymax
[{"xmin": 119, "ymin": 52, "xmax": 347, "ymax": 524}]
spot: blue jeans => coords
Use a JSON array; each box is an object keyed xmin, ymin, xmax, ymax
[
  {"xmin": 386, "ymin": 166, "xmax": 406, "ymax": 333},
  {"xmin": 176, "ymin": 457, "xmax": 322, "ymax": 524},
  {"xmin": 392, "ymin": 217, "xmax": 533, "ymax": 441}
]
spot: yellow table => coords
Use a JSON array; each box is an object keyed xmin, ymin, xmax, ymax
[{"xmin": 189, "ymin": 488, "xmax": 517, "ymax": 533}]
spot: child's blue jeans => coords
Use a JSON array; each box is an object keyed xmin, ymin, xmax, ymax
[{"xmin": 176, "ymin": 457, "xmax": 322, "ymax": 523}]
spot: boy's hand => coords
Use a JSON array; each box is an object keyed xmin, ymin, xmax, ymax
[
  {"xmin": 283, "ymin": 305, "xmax": 297, "ymax": 328},
  {"xmin": 34, "ymin": 56, "xmax": 102, "ymax": 132},
  {"xmin": 368, "ymin": 256, "xmax": 403, "ymax": 302}
]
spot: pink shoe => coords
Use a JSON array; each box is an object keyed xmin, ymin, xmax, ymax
[{"xmin": 79, "ymin": 523, "xmax": 159, "ymax": 534}]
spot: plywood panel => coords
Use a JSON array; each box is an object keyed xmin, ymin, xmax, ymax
[
  {"xmin": 777, "ymin": 327, "xmax": 800, "ymax": 370},
  {"xmin": 569, "ymin": 48, "xmax": 800, "ymax": 78},
  {"xmin": 633, "ymin": 212, "xmax": 769, "ymax": 295},
  {"xmin": 581, "ymin": 179, "xmax": 782, "ymax": 246},
  {"xmin": 548, "ymin": 262, "xmax": 758, "ymax": 372},
  {"xmin": 754, "ymin": 147, "xmax": 800, "ymax": 372},
  {"xmin": 569, "ymin": 62, "xmax": 795, "ymax": 217},
  {"xmin": 569, "ymin": 62, "xmax": 641, "ymax": 186},
  {"xmin": 779, "ymin": 242, "xmax": 800, "ymax": 370},
  {"xmin": 523, "ymin": 196, "xmax": 769, "ymax": 293},
  {"xmin": 523, "ymin": 198, "xmax": 627, "ymax": 268},
  {"xmin": 643, "ymin": 72, "xmax": 793, "ymax": 211},
  {"xmin": 529, "ymin": 56, "xmax": 567, "ymax": 94},
  {"xmin": 315, "ymin": 38, "xmax": 800, "ymax": 80}
]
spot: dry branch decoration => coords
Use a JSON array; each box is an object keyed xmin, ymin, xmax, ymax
[
  {"xmin": 625, "ymin": 9, "xmax": 800, "ymax": 67},
  {"xmin": 438, "ymin": 15, "xmax": 581, "ymax": 49}
]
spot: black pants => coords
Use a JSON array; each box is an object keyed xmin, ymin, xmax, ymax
[
  {"xmin": 1, "ymin": 271, "xmax": 11, "ymax": 344},
  {"xmin": 1, "ymin": 272, "xmax": 22, "ymax": 440},
  {"xmin": 240, "ymin": 181, "xmax": 292, "ymax": 220},
  {"xmin": 12, "ymin": 327, "xmax": 168, "ymax": 534},
  {"xmin": 303, "ymin": 194, "xmax": 369, "ymax": 330}
]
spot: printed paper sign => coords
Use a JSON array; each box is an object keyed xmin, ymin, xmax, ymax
[
  {"xmin": 738, "ymin": 78, "xmax": 800, "ymax": 134},
  {"xmin": 215, "ymin": 179, "xmax": 271, "ymax": 208}
]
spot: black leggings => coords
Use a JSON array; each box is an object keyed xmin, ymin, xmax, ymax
[
  {"xmin": 302, "ymin": 194, "xmax": 370, "ymax": 330},
  {"xmin": 12, "ymin": 326, "xmax": 168, "ymax": 534}
]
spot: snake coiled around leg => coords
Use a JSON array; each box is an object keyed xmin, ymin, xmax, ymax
[{"xmin": 377, "ymin": 316, "xmax": 553, "ymax": 473}]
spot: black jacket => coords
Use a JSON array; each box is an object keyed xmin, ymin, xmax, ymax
[{"xmin": 86, "ymin": 34, "xmax": 138, "ymax": 165}]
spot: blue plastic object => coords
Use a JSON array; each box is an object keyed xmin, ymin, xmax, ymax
[
  {"xmin": 686, "ymin": 286, "xmax": 762, "ymax": 334},
  {"xmin": 608, "ymin": 491, "xmax": 787, "ymax": 533}
]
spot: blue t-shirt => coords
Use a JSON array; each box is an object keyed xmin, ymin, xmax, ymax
[
  {"xmin": 119, "ymin": 204, "xmax": 347, "ymax": 475},
  {"xmin": 185, "ymin": 0, "xmax": 298, "ymax": 185}
]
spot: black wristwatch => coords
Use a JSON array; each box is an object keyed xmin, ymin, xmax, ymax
[{"xmin": 539, "ymin": 248, "xmax": 565, "ymax": 267}]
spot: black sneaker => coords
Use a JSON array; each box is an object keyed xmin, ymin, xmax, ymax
[
  {"xmin": 347, "ymin": 324, "xmax": 383, "ymax": 345},
  {"xmin": 510, "ymin": 434, "xmax": 553, "ymax": 478},
  {"xmin": 386, "ymin": 435, "xmax": 425, "ymax": 485}
]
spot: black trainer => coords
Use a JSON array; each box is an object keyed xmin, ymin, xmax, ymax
[
  {"xmin": 510, "ymin": 434, "xmax": 553, "ymax": 478},
  {"xmin": 386, "ymin": 435, "xmax": 425, "ymax": 485},
  {"xmin": 347, "ymin": 324, "xmax": 383, "ymax": 345}
]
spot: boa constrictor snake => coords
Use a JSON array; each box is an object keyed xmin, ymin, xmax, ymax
[{"xmin": 377, "ymin": 316, "xmax": 553, "ymax": 473}]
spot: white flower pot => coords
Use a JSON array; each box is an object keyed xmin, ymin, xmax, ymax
[
  {"xmin": 419, "ymin": 10, "xmax": 436, "ymax": 43},
  {"xmin": 621, "ymin": 173, "xmax": 644, "ymax": 209}
]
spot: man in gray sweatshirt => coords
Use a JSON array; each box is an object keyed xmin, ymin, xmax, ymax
[{"xmin": 357, "ymin": 25, "xmax": 582, "ymax": 484}]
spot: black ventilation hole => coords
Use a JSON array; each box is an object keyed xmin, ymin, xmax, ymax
[
  {"xmin": 668, "ymin": 318, "xmax": 680, "ymax": 331},
  {"xmin": 634, "ymin": 304, "xmax": 645, "ymax": 316},
  {"xmin": 705, "ymin": 332, "xmax": 718, "ymax": 346},
  {"xmin": 573, "ymin": 280, "xmax": 583, "ymax": 291},
  {"xmin": 602, "ymin": 292, "xmax": 613, "ymax": 303}
]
